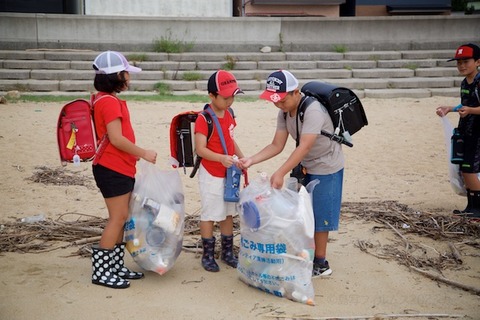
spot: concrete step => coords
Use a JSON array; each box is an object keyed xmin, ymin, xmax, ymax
[
  {"xmin": 0, "ymin": 48, "xmax": 462, "ymax": 100},
  {"xmin": 1, "ymin": 66, "xmax": 460, "ymax": 82}
]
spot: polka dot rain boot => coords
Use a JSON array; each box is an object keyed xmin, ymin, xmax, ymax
[
  {"xmin": 91, "ymin": 245, "xmax": 129, "ymax": 289},
  {"xmin": 111, "ymin": 243, "xmax": 144, "ymax": 280}
]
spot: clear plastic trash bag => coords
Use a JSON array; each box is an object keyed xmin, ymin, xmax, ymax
[
  {"xmin": 124, "ymin": 160, "xmax": 185, "ymax": 275},
  {"xmin": 440, "ymin": 116, "xmax": 466, "ymax": 196},
  {"xmin": 236, "ymin": 173, "xmax": 316, "ymax": 305}
]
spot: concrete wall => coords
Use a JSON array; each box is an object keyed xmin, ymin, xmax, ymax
[
  {"xmin": 0, "ymin": 13, "xmax": 478, "ymax": 52},
  {"xmin": 84, "ymin": 0, "xmax": 232, "ymax": 17}
]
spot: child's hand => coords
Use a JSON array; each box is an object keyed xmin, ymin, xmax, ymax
[
  {"xmin": 221, "ymin": 154, "xmax": 235, "ymax": 168},
  {"xmin": 238, "ymin": 157, "xmax": 253, "ymax": 169},
  {"xmin": 435, "ymin": 106, "xmax": 450, "ymax": 117},
  {"xmin": 458, "ymin": 106, "xmax": 470, "ymax": 118},
  {"xmin": 270, "ymin": 171, "xmax": 285, "ymax": 189},
  {"xmin": 143, "ymin": 150, "xmax": 157, "ymax": 164}
]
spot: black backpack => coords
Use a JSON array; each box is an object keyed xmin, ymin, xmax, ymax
[{"xmin": 286, "ymin": 81, "xmax": 368, "ymax": 147}]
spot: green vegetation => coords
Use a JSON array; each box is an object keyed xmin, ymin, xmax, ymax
[
  {"xmin": 222, "ymin": 55, "xmax": 237, "ymax": 70},
  {"xmin": 182, "ymin": 72, "xmax": 202, "ymax": 81},
  {"xmin": 127, "ymin": 53, "xmax": 148, "ymax": 62},
  {"xmin": 332, "ymin": 45, "xmax": 348, "ymax": 53},
  {"xmin": 451, "ymin": 0, "xmax": 468, "ymax": 11},
  {"xmin": 154, "ymin": 82, "xmax": 173, "ymax": 95},
  {"xmin": 152, "ymin": 29, "xmax": 194, "ymax": 53},
  {"xmin": 404, "ymin": 63, "xmax": 418, "ymax": 71},
  {"xmin": 3, "ymin": 93, "xmax": 259, "ymax": 104}
]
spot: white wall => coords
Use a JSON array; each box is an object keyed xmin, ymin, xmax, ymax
[{"xmin": 84, "ymin": 0, "xmax": 233, "ymax": 17}]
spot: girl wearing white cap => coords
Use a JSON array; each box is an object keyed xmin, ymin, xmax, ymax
[{"xmin": 90, "ymin": 51, "xmax": 157, "ymax": 289}]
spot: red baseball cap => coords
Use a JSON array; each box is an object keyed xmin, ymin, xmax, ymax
[
  {"xmin": 448, "ymin": 43, "xmax": 480, "ymax": 61},
  {"xmin": 208, "ymin": 70, "xmax": 243, "ymax": 97}
]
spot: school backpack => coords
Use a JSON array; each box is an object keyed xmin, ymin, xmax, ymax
[
  {"xmin": 169, "ymin": 105, "xmax": 234, "ymax": 178},
  {"xmin": 295, "ymin": 81, "xmax": 368, "ymax": 147},
  {"xmin": 57, "ymin": 94, "xmax": 111, "ymax": 166}
]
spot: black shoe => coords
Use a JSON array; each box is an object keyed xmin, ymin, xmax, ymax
[{"xmin": 312, "ymin": 260, "xmax": 332, "ymax": 278}]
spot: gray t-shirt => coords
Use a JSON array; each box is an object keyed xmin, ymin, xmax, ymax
[{"xmin": 276, "ymin": 97, "xmax": 344, "ymax": 175}]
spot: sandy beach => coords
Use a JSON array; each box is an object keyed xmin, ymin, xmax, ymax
[{"xmin": 0, "ymin": 96, "xmax": 478, "ymax": 320}]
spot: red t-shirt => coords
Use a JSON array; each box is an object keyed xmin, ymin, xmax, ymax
[
  {"xmin": 194, "ymin": 107, "xmax": 236, "ymax": 177},
  {"xmin": 93, "ymin": 93, "xmax": 137, "ymax": 178}
]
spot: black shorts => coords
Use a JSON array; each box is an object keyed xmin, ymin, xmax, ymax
[
  {"xmin": 92, "ymin": 164, "xmax": 135, "ymax": 198},
  {"xmin": 460, "ymin": 135, "xmax": 480, "ymax": 173}
]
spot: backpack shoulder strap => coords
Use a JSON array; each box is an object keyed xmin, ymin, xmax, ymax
[
  {"xmin": 474, "ymin": 73, "xmax": 480, "ymax": 103},
  {"xmin": 190, "ymin": 106, "xmax": 232, "ymax": 178},
  {"xmin": 298, "ymin": 96, "xmax": 315, "ymax": 123},
  {"xmin": 200, "ymin": 105, "xmax": 234, "ymax": 141},
  {"xmin": 283, "ymin": 95, "xmax": 314, "ymax": 122}
]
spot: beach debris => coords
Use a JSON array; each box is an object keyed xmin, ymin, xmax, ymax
[{"xmin": 27, "ymin": 166, "xmax": 93, "ymax": 188}]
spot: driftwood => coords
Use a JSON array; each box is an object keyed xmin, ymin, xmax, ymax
[
  {"xmin": 264, "ymin": 313, "xmax": 464, "ymax": 320},
  {"xmin": 448, "ymin": 242, "xmax": 463, "ymax": 264},
  {"xmin": 343, "ymin": 201, "xmax": 480, "ymax": 242},
  {"xmin": 27, "ymin": 166, "xmax": 93, "ymax": 188},
  {"xmin": 410, "ymin": 266, "xmax": 480, "ymax": 295}
]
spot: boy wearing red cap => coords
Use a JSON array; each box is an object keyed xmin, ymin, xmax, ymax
[
  {"xmin": 195, "ymin": 70, "xmax": 245, "ymax": 272},
  {"xmin": 240, "ymin": 70, "xmax": 345, "ymax": 277},
  {"xmin": 436, "ymin": 43, "xmax": 480, "ymax": 217}
]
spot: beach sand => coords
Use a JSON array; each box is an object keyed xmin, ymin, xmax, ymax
[{"xmin": 0, "ymin": 96, "xmax": 478, "ymax": 320}]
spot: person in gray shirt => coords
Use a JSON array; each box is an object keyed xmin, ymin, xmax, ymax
[{"xmin": 240, "ymin": 70, "xmax": 345, "ymax": 277}]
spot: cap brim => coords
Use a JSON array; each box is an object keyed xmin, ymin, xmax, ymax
[
  {"xmin": 259, "ymin": 90, "xmax": 288, "ymax": 103},
  {"xmin": 125, "ymin": 65, "xmax": 142, "ymax": 73},
  {"xmin": 218, "ymin": 87, "xmax": 243, "ymax": 98},
  {"xmin": 448, "ymin": 57, "xmax": 473, "ymax": 62}
]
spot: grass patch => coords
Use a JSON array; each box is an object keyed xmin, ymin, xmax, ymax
[
  {"xmin": 4, "ymin": 93, "xmax": 259, "ymax": 104},
  {"xmin": 182, "ymin": 72, "xmax": 202, "ymax": 81},
  {"xmin": 154, "ymin": 82, "xmax": 173, "ymax": 95},
  {"xmin": 404, "ymin": 63, "xmax": 418, "ymax": 70},
  {"xmin": 127, "ymin": 53, "xmax": 148, "ymax": 62},
  {"xmin": 152, "ymin": 29, "xmax": 194, "ymax": 53},
  {"xmin": 222, "ymin": 55, "xmax": 237, "ymax": 71},
  {"xmin": 332, "ymin": 45, "xmax": 348, "ymax": 53}
]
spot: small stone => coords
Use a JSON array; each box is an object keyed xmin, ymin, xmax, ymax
[{"xmin": 260, "ymin": 46, "xmax": 271, "ymax": 53}]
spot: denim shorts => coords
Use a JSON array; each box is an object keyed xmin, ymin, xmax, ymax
[
  {"xmin": 92, "ymin": 164, "xmax": 135, "ymax": 198},
  {"xmin": 304, "ymin": 168, "xmax": 344, "ymax": 232}
]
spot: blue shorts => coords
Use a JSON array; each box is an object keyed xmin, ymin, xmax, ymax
[{"xmin": 304, "ymin": 169, "xmax": 343, "ymax": 232}]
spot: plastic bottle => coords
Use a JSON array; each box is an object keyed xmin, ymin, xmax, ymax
[
  {"xmin": 21, "ymin": 213, "xmax": 45, "ymax": 223},
  {"xmin": 73, "ymin": 154, "xmax": 81, "ymax": 166}
]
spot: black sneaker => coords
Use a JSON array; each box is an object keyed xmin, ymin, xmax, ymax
[{"xmin": 312, "ymin": 260, "xmax": 332, "ymax": 278}]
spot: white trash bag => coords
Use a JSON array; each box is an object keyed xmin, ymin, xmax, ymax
[
  {"xmin": 237, "ymin": 173, "xmax": 316, "ymax": 305},
  {"xmin": 124, "ymin": 160, "xmax": 185, "ymax": 275}
]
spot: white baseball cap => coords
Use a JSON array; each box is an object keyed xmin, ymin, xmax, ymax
[{"xmin": 93, "ymin": 51, "xmax": 141, "ymax": 74}]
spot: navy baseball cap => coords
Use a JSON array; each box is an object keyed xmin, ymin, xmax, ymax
[{"xmin": 260, "ymin": 70, "xmax": 299, "ymax": 103}]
